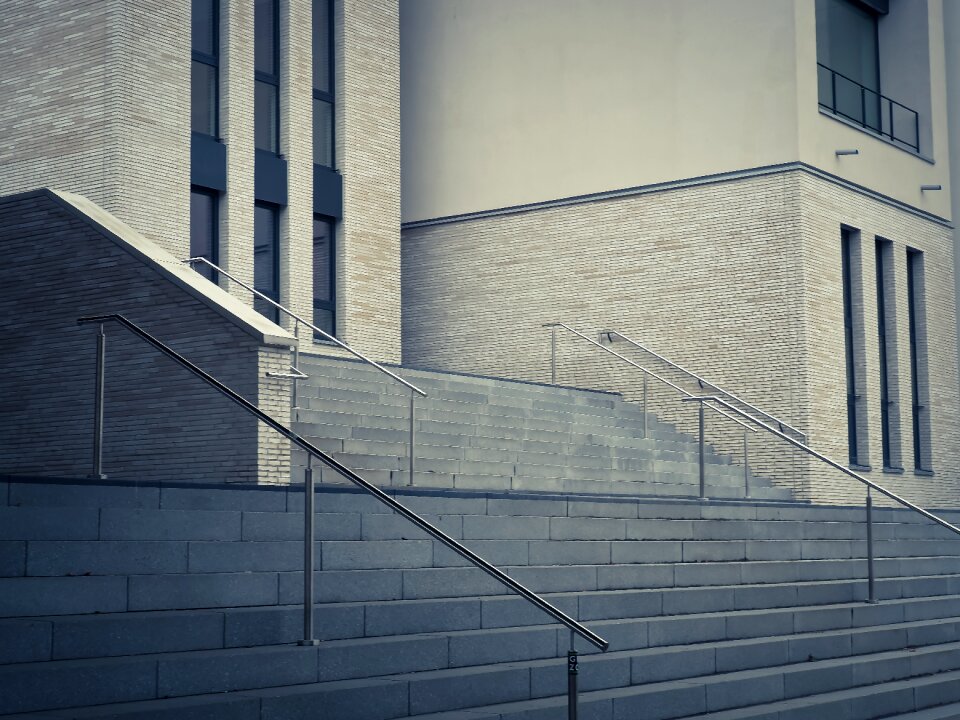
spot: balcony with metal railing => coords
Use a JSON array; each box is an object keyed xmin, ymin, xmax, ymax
[{"xmin": 817, "ymin": 63, "xmax": 920, "ymax": 153}]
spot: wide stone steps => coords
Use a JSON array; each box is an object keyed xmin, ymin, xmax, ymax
[
  {"xmin": 4, "ymin": 607, "xmax": 960, "ymax": 718},
  {"xmin": 290, "ymin": 355, "xmax": 777, "ymax": 501}
]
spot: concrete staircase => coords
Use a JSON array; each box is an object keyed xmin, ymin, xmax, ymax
[
  {"xmin": 3, "ymin": 478, "xmax": 960, "ymax": 719},
  {"xmin": 290, "ymin": 355, "xmax": 786, "ymax": 501},
  {"xmin": 3, "ymin": 356, "xmax": 960, "ymax": 719}
]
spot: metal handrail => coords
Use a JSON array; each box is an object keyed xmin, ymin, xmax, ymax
[
  {"xmin": 693, "ymin": 394, "xmax": 960, "ymax": 601},
  {"xmin": 695, "ymin": 395, "xmax": 960, "ymax": 536},
  {"xmin": 544, "ymin": 323, "xmax": 756, "ymax": 434},
  {"xmin": 77, "ymin": 314, "xmax": 608, "ymax": 655},
  {"xmin": 183, "ymin": 256, "xmax": 426, "ymax": 398},
  {"xmin": 599, "ymin": 330, "xmax": 806, "ymax": 442}
]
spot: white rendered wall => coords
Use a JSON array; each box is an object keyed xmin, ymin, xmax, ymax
[
  {"xmin": 400, "ymin": 0, "xmax": 801, "ymax": 222},
  {"xmin": 401, "ymin": 0, "xmax": 952, "ymax": 223}
]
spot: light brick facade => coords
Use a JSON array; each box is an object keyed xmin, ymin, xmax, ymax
[{"xmin": 401, "ymin": 168, "xmax": 960, "ymax": 506}]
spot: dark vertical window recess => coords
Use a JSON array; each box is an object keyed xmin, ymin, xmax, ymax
[
  {"xmin": 907, "ymin": 249, "xmax": 931, "ymax": 472},
  {"xmin": 313, "ymin": 0, "xmax": 334, "ymax": 167},
  {"xmin": 313, "ymin": 216, "xmax": 335, "ymax": 338},
  {"xmin": 816, "ymin": 0, "xmax": 881, "ymax": 130},
  {"xmin": 255, "ymin": 0, "xmax": 280, "ymax": 153},
  {"xmin": 192, "ymin": 0, "xmax": 219, "ymax": 137},
  {"xmin": 254, "ymin": 203, "xmax": 280, "ymax": 323},
  {"xmin": 875, "ymin": 239, "xmax": 899, "ymax": 469},
  {"xmin": 190, "ymin": 188, "xmax": 219, "ymax": 282},
  {"xmin": 841, "ymin": 229, "xmax": 866, "ymax": 467}
]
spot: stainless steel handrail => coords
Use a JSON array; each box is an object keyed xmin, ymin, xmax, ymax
[
  {"xmin": 77, "ymin": 314, "xmax": 609, "ymax": 655},
  {"xmin": 544, "ymin": 323, "xmax": 757, "ymax": 433},
  {"xmin": 692, "ymin": 394, "xmax": 960, "ymax": 601},
  {"xmin": 599, "ymin": 330, "xmax": 806, "ymax": 441},
  {"xmin": 183, "ymin": 256, "xmax": 427, "ymax": 398}
]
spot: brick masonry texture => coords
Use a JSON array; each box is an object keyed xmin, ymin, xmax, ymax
[
  {"xmin": 0, "ymin": 191, "xmax": 292, "ymax": 485},
  {"xmin": 0, "ymin": 0, "xmax": 190, "ymax": 256},
  {"xmin": 401, "ymin": 169, "xmax": 960, "ymax": 506},
  {"xmin": 0, "ymin": 0, "xmax": 401, "ymax": 364}
]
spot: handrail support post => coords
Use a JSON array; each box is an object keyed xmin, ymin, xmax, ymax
[
  {"xmin": 292, "ymin": 321, "xmax": 301, "ymax": 420},
  {"xmin": 550, "ymin": 326, "xmax": 557, "ymax": 385},
  {"xmin": 409, "ymin": 390, "xmax": 416, "ymax": 486},
  {"xmin": 89, "ymin": 323, "xmax": 107, "ymax": 480},
  {"xmin": 299, "ymin": 455, "xmax": 320, "ymax": 646},
  {"xmin": 567, "ymin": 630, "xmax": 578, "ymax": 720},
  {"xmin": 743, "ymin": 428, "xmax": 750, "ymax": 498},
  {"xmin": 642, "ymin": 373, "xmax": 648, "ymax": 439},
  {"xmin": 866, "ymin": 486, "xmax": 877, "ymax": 604},
  {"xmin": 698, "ymin": 400, "xmax": 706, "ymax": 499}
]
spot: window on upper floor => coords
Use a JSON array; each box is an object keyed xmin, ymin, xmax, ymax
[
  {"xmin": 815, "ymin": 0, "xmax": 925, "ymax": 154},
  {"xmin": 190, "ymin": 187, "xmax": 219, "ymax": 282},
  {"xmin": 255, "ymin": 0, "xmax": 280, "ymax": 153},
  {"xmin": 254, "ymin": 202, "xmax": 280, "ymax": 322},
  {"xmin": 313, "ymin": 0, "xmax": 334, "ymax": 168},
  {"xmin": 191, "ymin": 0, "xmax": 219, "ymax": 138},
  {"xmin": 313, "ymin": 215, "xmax": 336, "ymax": 338}
]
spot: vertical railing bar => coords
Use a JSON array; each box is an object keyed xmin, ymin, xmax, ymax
[
  {"xmin": 831, "ymin": 68, "xmax": 837, "ymax": 115},
  {"xmin": 299, "ymin": 454, "xmax": 319, "ymax": 645},
  {"xmin": 698, "ymin": 400, "xmax": 706, "ymax": 499},
  {"xmin": 551, "ymin": 326, "xmax": 557, "ymax": 385},
  {"xmin": 90, "ymin": 323, "xmax": 107, "ymax": 480},
  {"xmin": 866, "ymin": 486, "xmax": 877, "ymax": 604},
  {"xmin": 743, "ymin": 428, "xmax": 750, "ymax": 498},
  {"xmin": 409, "ymin": 389, "xmax": 416, "ymax": 486},
  {"xmin": 292, "ymin": 321, "xmax": 301, "ymax": 421},
  {"xmin": 567, "ymin": 629, "xmax": 578, "ymax": 720},
  {"xmin": 642, "ymin": 373, "xmax": 648, "ymax": 439}
]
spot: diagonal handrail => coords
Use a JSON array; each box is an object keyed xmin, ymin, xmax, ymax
[
  {"xmin": 544, "ymin": 323, "xmax": 757, "ymax": 433},
  {"xmin": 693, "ymin": 395, "xmax": 960, "ymax": 538},
  {"xmin": 599, "ymin": 330, "xmax": 806, "ymax": 442},
  {"xmin": 76, "ymin": 313, "xmax": 608, "ymax": 652},
  {"xmin": 183, "ymin": 256, "xmax": 426, "ymax": 398}
]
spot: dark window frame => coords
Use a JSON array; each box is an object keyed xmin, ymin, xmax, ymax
[
  {"xmin": 192, "ymin": 0, "xmax": 220, "ymax": 138},
  {"xmin": 255, "ymin": 0, "xmax": 281, "ymax": 153},
  {"xmin": 840, "ymin": 227, "xmax": 867, "ymax": 468},
  {"xmin": 312, "ymin": 214, "xmax": 336, "ymax": 339},
  {"xmin": 906, "ymin": 248, "xmax": 931, "ymax": 473},
  {"xmin": 875, "ymin": 238, "xmax": 894, "ymax": 469},
  {"xmin": 190, "ymin": 186, "xmax": 220, "ymax": 283},
  {"xmin": 254, "ymin": 201, "xmax": 281, "ymax": 324},
  {"xmin": 313, "ymin": 0, "xmax": 335, "ymax": 168}
]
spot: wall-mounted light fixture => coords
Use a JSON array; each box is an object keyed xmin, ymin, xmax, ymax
[
  {"xmin": 835, "ymin": 149, "xmax": 860, "ymax": 156},
  {"xmin": 920, "ymin": 184, "xmax": 942, "ymax": 192}
]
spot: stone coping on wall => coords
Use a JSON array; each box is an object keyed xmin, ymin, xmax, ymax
[{"xmin": 16, "ymin": 188, "xmax": 296, "ymax": 349}]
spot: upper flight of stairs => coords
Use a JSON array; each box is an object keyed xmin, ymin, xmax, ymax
[
  {"xmin": 3, "ymin": 477, "xmax": 960, "ymax": 720},
  {"xmin": 290, "ymin": 355, "xmax": 786, "ymax": 501}
]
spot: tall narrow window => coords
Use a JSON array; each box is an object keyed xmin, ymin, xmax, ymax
[
  {"xmin": 192, "ymin": 0, "xmax": 219, "ymax": 137},
  {"xmin": 313, "ymin": 217, "xmax": 335, "ymax": 337},
  {"xmin": 255, "ymin": 0, "xmax": 280, "ymax": 153},
  {"xmin": 254, "ymin": 203, "xmax": 280, "ymax": 323},
  {"xmin": 841, "ymin": 228, "xmax": 867, "ymax": 466},
  {"xmin": 313, "ymin": 0, "xmax": 334, "ymax": 167},
  {"xmin": 875, "ymin": 238, "xmax": 900, "ymax": 470},
  {"xmin": 190, "ymin": 188, "xmax": 218, "ymax": 282},
  {"xmin": 907, "ymin": 248, "xmax": 932, "ymax": 472}
]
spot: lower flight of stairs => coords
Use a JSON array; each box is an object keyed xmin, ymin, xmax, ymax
[
  {"xmin": 2, "ymin": 478, "xmax": 960, "ymax": 719},
  {"xmin": 289, "ymin": 355, "xmax": 787, "ymax": 502}
]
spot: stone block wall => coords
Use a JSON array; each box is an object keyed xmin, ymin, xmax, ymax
[
  {"xmin": 0, "ymin": 190, "xmax": 294, "ymax": 485},
  {"xmin": 401, "ymin": 168, "xmax": 960, "ymax": 507}
]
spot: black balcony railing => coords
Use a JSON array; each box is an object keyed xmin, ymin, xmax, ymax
[{"xmin": 817, "ymin": 63, "xmax": 920, "ymax": 153}]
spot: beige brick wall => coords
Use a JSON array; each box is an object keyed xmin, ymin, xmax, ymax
[
  {"xmin": 0, "ymin": 0, "xmax": 190, "ymax": 256},
  {"xmin": 0, "ymin": 190, "xmax": 292, "ymax": 485},
  {"xmin": 336, "ymin": 0, "xmax": 401, "ymax": 362},
  {"xmin": 402, "ymin": 168, "xmax": 960, "ymax": 507}
]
